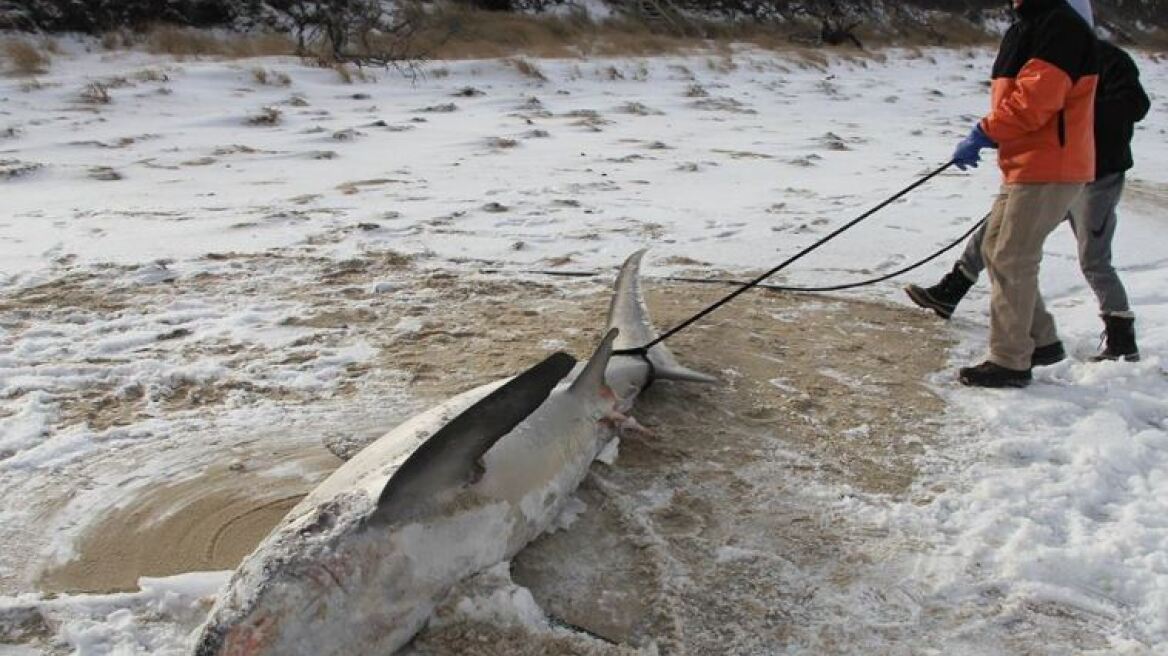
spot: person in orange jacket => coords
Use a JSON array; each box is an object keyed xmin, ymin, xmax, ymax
[
  {"xmin": 905, "ymin": 38, "xmax": 1150, "ymax": 365},
  {"xmin": 947, "ymin": 0, "xmax": 1099, "ymax": 388}
]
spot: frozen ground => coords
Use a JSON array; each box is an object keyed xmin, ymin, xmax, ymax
[{"xmin": 0, "ymin": 40, "xmax": 1166, "ymax": 654}]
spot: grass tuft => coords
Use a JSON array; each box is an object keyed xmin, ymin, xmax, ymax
[
  {"xmin": 332, "ymin": 63, "xmax": 371, "ymax": 84},
  {"xmin": 247, "ymin": 106, "xmax": 282, "ymax": 126},
  {"xmin": 2, "ymin": 39, "xmax": 51, "ymax": 76},
  {"xmin": 80, "ymin": 82, "xmax": 112, "ymax": 104},
  {"xmin": 508, "ymin": 57, "xmax": 547, "ymax": 81},
  {"xmin": 252, "ymin": 67, "xmax": 292, "ymax": 86}
]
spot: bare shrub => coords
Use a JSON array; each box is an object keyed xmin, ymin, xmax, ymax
[
  {"xmin": 247, "ymin": 106, "xmax": 282, "ymax": 126},
  {"xmin": 3, "ymin": 39, "xmax": 50, "ymax": 76},
  {"xmin": 273, "ymin": 1, "xmax": 436, "ymax": 80},
  {"xmin": 80, "ymin": 82, "xmax": 112, "ymax": 104}
]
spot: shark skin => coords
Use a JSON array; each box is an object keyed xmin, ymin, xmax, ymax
[{"xmin": 192, "ymin": 250, "xmax": 715, "ymax": 656}]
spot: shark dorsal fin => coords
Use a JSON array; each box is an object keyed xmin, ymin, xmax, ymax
[
  {"xmin": 371, "ymin": 351, "xmax": 576, "ymax": 526},
  {"xmin": 569, "ymin": 328, "xmax": 618, "ymax": 395}
]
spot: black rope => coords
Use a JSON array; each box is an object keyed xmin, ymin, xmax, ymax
[
  {"xmin": 664, "ymin": 212, "xmax": 987, "ymax": 293},
  {"xmin": 614, "ymin": 161, "xmax": 955, "ymax": 355}
]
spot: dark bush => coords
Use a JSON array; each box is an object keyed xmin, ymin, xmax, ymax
[{"xmin": 2, "ymin": 0, "xmax": 1164, "ymax": 34}]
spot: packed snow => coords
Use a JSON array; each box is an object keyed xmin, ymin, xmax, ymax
[{"xmin": 1, "ymin": 36, "xmax": 1166, "ymax": 654}]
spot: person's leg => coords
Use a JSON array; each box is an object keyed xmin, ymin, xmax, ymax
[
  {"xmin": 957, "ymin": 220, "xmax": 988, "ymax": 280},
  {"xmin": 1070, "ymin": 172, "xmax": 1131, "ymax": 314},
  {"xmin": 1068, "ymin": 172, "xmax": 1139, "ymax": 360},
  {"xmin": 963, "ymin": 183, "xmax": 1084, "ymax": 386},
  {"xmin": 904, "ymin": 218, "xmax": 985, "ymax": 319}
]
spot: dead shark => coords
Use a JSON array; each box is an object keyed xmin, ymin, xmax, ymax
[{"xmin": 192, "ymin": 250, "xmax": 715, "ymax": 656}]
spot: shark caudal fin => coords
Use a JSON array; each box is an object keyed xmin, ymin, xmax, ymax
[
  {"xmin": 607, "ymin": 250, "xmax": 718, "ymax": 384},
  {"xmin": 371, "ymin": 351, "xmax": 577, "ymax": 526}
]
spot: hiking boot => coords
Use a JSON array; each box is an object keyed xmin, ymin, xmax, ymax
[
  {"xmin": 905, "ymin": 264, "xmax": 974, "ymax": 320},
  {"xmin": 1031, "ymin": 341, "xmax": 1066, "ymax": 367},
  {"xmin": 958, "ymin": 361, "xmax": 1031, "ymax": 388},
  {"xmin": 1092, "ymin": 314, "xmax": 1140, "ymax": 362}
]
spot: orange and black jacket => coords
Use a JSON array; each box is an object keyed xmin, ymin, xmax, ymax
[
  {"xmin": 1096, "ymin": 40, "xmax": 1151, "ymax": 177},
  {"xmin": 981, "ymin": 0, "xmax": 1099, "ymax": 183}
]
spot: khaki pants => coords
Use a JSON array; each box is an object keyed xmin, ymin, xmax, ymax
[{"xmin": 981, "ymin": 182, "xmax": 1086, "ymax": 370}]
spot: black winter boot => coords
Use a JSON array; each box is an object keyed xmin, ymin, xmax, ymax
[
  {"xmin": 1031, "ymin": 341, "xmax": 1066, "ymax": 367},
  {"xmin": 905, "ymin": 264, "xmax": 975, "ymax": 320},
  {"xmin": 1093, "ymin": 315, "xmax": 1140, "ymax": 362},
  {"xmin": 958, "ymin": 361, "xmax": 1032, "ymax": 388}
]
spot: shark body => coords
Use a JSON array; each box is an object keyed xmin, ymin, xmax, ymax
[{"xmin": 193, "ymin": 250, "xmax": 714, "ymax": 656}]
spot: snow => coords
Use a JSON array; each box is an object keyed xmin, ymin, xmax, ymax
[
  {"xmin": 0, "ymin": 571, "xmax": 228, "ymax": 655},
  {"xmin": 441, "ymin": 563, "xmax": 549, "ymax": 631},
  {"xmin": 0, "ymin": 35, "xmax": 1166, "ymax": 653}
]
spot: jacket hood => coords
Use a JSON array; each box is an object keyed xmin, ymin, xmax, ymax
[{"xmin": 1017, "ymin": 0, "xmax": 1093, "ymax": 26}]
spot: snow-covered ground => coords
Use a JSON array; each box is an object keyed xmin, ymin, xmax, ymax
[{"xmin": 1, "ymin": 39, "xmax": 1166, "ymax": 654}]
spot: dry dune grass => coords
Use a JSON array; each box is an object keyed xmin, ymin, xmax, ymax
[
  {"xmin": 403, "ymin": 7, "xmax": 996, "ymax": 62},
  {"xmin": 71, "ymin": 11, "xmax": 1001, "ymax": 70},
  {"xmin": 404, "ymin": 6, "xmax": 691, "ymax": 59},
  {"xmin": 2, "ymin": 39, "xmax": 51, "ymax": 76},
  {"xmin": 407, "ymin": 6, "xmax": 592, "ymax": 59},
  {"xmin": 1136, "ymin": 28, "xmax": 1168, "ymax": 51},
  {"xmin": 143, "ymin": 26, "xmax": 295, "ymax": 58}
]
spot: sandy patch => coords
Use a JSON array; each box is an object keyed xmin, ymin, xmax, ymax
[
  {"xmin": 405, "ymin": 278, "xmax": 950, "ymax": 653},
  {"xmin": 5, "ymin": 252, "xmax": 952, "ymax": 652},
  {"xmin": 38, "ymin": 447, "xmax": 339, "ymax": 594}
]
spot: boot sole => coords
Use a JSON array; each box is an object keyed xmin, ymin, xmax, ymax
[
  {"xmin": 959, "ymin": 373, "xmax": 1031, "ymax": 388},
  {"xmin": 1091, "ymin": 352, "xmax": 1141, "ymax": 363},
  {"xmin": 904, "ymin": 285, "xmax": 953, "ymax": 320}
]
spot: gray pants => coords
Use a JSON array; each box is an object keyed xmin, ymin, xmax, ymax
[{"xmin": 956, "ymin": 171, "xmax": 1132, "ymax": 316}]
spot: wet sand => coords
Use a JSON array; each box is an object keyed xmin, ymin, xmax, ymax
[
  {"xmin": 17, "ymin": 255, "xmax": 952, "ymax": 652},
  {"xmin": 39, "ymin": 448, "xmax": 339, "ymax": 594}
]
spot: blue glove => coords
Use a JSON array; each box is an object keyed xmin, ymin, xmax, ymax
[{"xmin": 952, "ymin": 123, "xmax": 996, "ymax": 171}]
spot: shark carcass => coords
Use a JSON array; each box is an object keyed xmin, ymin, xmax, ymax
[{"xmin": 194, "ymin": 250, "xmax": 715, "ymax": 655}]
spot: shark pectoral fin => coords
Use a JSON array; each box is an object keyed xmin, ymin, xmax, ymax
[
  {"xmin": 371, "ymin": 351, "xmax": 577, "ymax": 526},
  {"xmin": 569, "ymin": 328, "xmax": 618, "ymax": 396}
]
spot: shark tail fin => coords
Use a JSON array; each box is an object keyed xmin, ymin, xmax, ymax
[
  {"xmin": 569, "ymin": 328, "xmax": 618, "ymax": 395},
  {"xmin": 647, "ymin": 347, "xmax": 720, "ymax": 384},
  {"xmin": 608, "ymin": 250, "xmax": 719, "ymax": 385}
]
